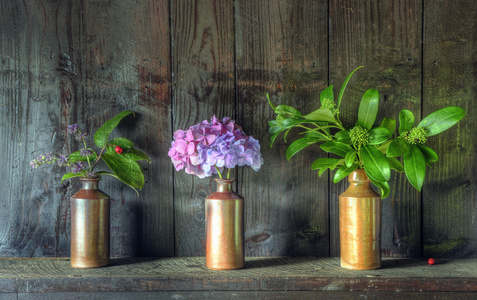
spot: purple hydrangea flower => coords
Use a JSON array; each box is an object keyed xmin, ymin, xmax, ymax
[{"xmin": 168, "ymin": 115, "xmax": 263, "ymax": 178}]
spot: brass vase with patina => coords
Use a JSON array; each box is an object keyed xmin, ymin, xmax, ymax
[
  {"xmin": 205, "ymin": 178, "xmax": 244, "ymax": 270},
  {"xmin": 339, "ymin": 169, "xmax": 381, "ymax": 270},
  {"xmin": 70, "ymin": 177, "xmax": 110, "ymax": 268}
]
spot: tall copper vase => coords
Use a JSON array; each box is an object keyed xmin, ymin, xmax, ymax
[
  {"xmin": 205, "ymin": 178, "xmax": 244, "ymax": 270},
  {"xmin": 339, "ymin": 169, "xmax": 381, "ymax": 270},
  {"xmin": 70, "ymin": 177, "xmax": 110, "ymax": 268}
]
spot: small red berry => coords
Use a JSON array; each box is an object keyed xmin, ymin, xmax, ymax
[
  {"xmin": 428, "ymin": 258, "xmax": 435, "ymax": 265},
  {"xmin": 115, "ymin": 146, "xmax": 123, "ymax": 154}
]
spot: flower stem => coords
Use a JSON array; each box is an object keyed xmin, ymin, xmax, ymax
[
  {"xmin": 83, "ymin": 139, "xmax": 92, "ymax": 172},
  {"xmin": 227, "ymin": 168, "xmax": 231, "ymax": 179},
  {"xmin": 215, "ymin": 165, "xmax": 222, "ymax": 178},
  {"xmin": 91, "ymin": 146, "xmax": 107, "ymax": 172}
]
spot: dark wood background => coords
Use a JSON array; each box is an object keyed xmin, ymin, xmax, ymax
[{"xmin": 0, "ymin": 0, "xmax": 475, "ymax": 259}]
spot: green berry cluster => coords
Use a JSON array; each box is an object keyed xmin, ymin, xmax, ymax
[
  {"xmin": 350, "ymin": 125, "xmax": 369, "ymax": 148},
  {"xmin": 402, "ymin": 127, "xmax": 428, "ymax": 145},
  {"xmin": 320, "ymin": 98, "xmax": 338, "ymax": 115}
]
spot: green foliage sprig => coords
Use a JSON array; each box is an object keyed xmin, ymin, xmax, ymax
[{"xmin": 268, "ymin": 66, "xmax": 465, "ymax": 198}]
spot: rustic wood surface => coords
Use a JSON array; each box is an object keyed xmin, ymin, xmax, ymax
[
  {"xmin": 0, "ymin": 257, "xmax": 476, "ymax": 294},
  {"xmin": 0, "ymin": 0, "xmax": 475, "ymax": 259}
]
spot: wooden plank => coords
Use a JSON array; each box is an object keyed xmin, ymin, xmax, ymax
[
  {"xmin": 16, "ymin": 291, "xmax": 477, "ymax": 300},
  {"xmin": 68, "ymin": 0, "xmax": 174, "ymax": 257},
  {"xmin": 171, "ymin": 0, "xmax": 236, "ymax": 256},
  {"xmin": 235, "ymin": 0, "xmax": 329, "ymax": 256},
  {"xmin": 0, "ymin": 257, "xmax": 476, "ymax": 293},
  {"xmin": 328, "ymin": 0, "xmax": 423, "ymax": 257},
  {"xmin": 0, "ymin": 0, "xmax": 84, "ymax": 257},
  {"xmin": 422, "ymin": 0, "xmax": 477, "ymax": 258}
]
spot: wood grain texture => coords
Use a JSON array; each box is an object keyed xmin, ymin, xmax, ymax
[
  {"xmin": 329, "ymin": 0, "xmax": 423, "ymax": 258},
  {"xmin": 422, "ymin": 0, "xmax": 477, "ymax": 258},
  {"xmin": 0, "ymin": 257, "xmax": 476, "ymax": 293},
  {"xmin": 171, "ymin": 0, "xmax": 236, "ymax": 256},
  {"xmin": 235, "ymin": 0, "xmax": 329, "ymax": 257}
]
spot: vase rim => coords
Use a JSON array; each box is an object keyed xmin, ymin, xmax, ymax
[
  {"xmin": 348, "ymin": 169, "xmax": 370, "ymax": 182},
  {"xmin": 79, "ymin": 176, "xmax": 102, "ymax": 182},
  {"xmin": 214, "ymin": 178, "xmax": 235, "ymax": 183}
]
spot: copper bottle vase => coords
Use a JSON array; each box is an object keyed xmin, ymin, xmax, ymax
[
  {"xmin": 205, "ymin": 178, "xmax": 244, "ymax": 270},
  {"xmin": 70, "ymin": 177, "xmax": 110, "ymax": 268},
  {"xmin": 339, "ymin": 169, "xmax": 381, "ymax": 270}
]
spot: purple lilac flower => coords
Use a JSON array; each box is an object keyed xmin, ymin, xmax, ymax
[
  {"xmin": 71, "ymin": 162, "xmax": 85, "ymax": 174},
  {"xmin": 75, "ymin": 132, "xmax": 88, "ymax": 141},
  {"xmin": 67, "ymin": 124, "xmax": 78, "ymax": 134},
  {"xmin": 57, "ymin": 154, "xmax": 69, "ymax": 167},
  {"xmin": 168, "ymin": 115, "xmax": 263, "ymax": 178},
  {"xmin": 80, "ymin": 148, "xmax": 93, "ymax": 157}
]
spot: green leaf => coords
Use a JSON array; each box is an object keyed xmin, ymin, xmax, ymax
[
  {"xmin": 275, "ymin": 105, "xmax": 302, "ymax": 117},
  {"xmin": 270, "ymin": 130, "xmax": 284, "ymax": 147},
  {"xmin": 418, "ymin": 106, "xmax": 465, "ymax": 136},
  {"xmin": 304, "ymin": 131, "xmax": 329, "ymax": 140},
  {"xmin": 368, "ymin": 176, "xmax": 390, "ymax": 199},
  {"xmin": 380, "ymin": 117, "xmax": 396, "ymax": 137},
  {"xmin": 399, "ymin": 109, "xmax": 415, "ymax": 134},
  {"xmin": 416, "ymin": 144, "xmax": 438, "ymax": 165},
  {"xmin": 269, "ymin": 126, "xmax": 282, "ymax": 134},
  {"xmin": 320, "ymin": 141, "xmax": 353, "ymax": 158},
  {"xmin": 311, "ymin": 158, "xmax": 344, "ymax": 176},
  {"xmin": 304, "ymin": 108, "xmax": 337, "ymax": 123},
  {"xmin": 361, "ymin": 145, "xmax": 391, "ymax": 182},
  {"xmin": 345, "ymin": 150, "xmax": 357, "ymax": 168},
  {"xmin": 376, "ymin": 140, "xmax": 392, "ymax": 154},
  {"xmin": 335, "ymin": 130, "xmax": 351, "ymax": 144},
  {"xmin": 368, "ymin": 127, "xmax": 390, "ymax": 145},
  {"xmin": 268, "ymin": 120, "xmax": 278, "ymax": 127},
  {"xmin": 102, "ymin": 152, "xmax": 145, "ymax": 189},
  {"xmin": 403, "ymin": 145, "xmax": 426, "ymax": 191},
  {"xmin": 68, "ymin": 150, "xmax": 98, "ymax": 163},
  {"xmin": 94, "ymin": 110, "xmax": 134, "ymax": 148},
  {"xmin": 337, "ymin": 66, "xmax": 363, "ymax": 110},
  {"xmin": 126, "ymin": 148, "xmax": 151, "ymax": 162},
  {"xmin": 109, "ymin": 137, "xmax": 134, "ymax": 150},
  {"xmin": 96, "ymin": 171, "xmax": 139, "ymax": 195},
  {"xmin": 61, "ymin": 172, "xmax": 83, "ymax": 183},
  {"xmin": 320, "ymin": 85, "xmax": 334, "ymax": 105},
  {"xmin": 386, "ymin": 137, "xmax": 409, "ymax": 157},
  {"xmin": 387, "ymin": 157, "xmax": 404, "ymax": 172},
  {"xmin": 286, "ymin": 137, "xmax": 319, "ymax": 161},
  {"xmin": 266, "ymin": 93, "xmax": 276, "ymax": 110},
  {"xmin": 334, "ymin": 163, "xmax": 359, "ymax": 183},
  {"xmin": 357, "ymin": 89, "xmax": 379, "ymax": 130}
]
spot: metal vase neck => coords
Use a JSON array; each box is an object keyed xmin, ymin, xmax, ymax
[
  {"xmin": 214, "ymin": 178, "xmax": 235, "ymax": 192},
  {"xmin": 79, "ymin": 177, "xmax": 101, "ymax": 190}
]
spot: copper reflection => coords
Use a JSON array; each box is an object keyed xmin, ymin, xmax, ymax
[{"xmin": 339, "ymin": 169, "xmax": 381, "ymax": 270}]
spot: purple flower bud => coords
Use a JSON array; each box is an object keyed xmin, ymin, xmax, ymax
[
  {"xmin": 75, "ymin": 132, "xmax": 88, "ymax": 141},
  {"xmin": 80, "ymin": 148, "xmax": 93, "ymax": 157},
  {"xmin": 57, "ymin": 154, "xmax": 69, "ymax": 167},
  {"xmin": 71, "ymin": 162, "xmax": 84, "ymax": 174},
  {"xmin": 67, "ymin": 124, "xmax": 78, "ymax": 134}
]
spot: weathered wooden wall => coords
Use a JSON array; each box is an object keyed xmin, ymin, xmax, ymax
[{"xmin": 0, "ymin": 0, "xmax": 475, "ymax": 259}]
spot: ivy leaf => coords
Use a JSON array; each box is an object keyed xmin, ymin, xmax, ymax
[
  {"xmin": 368, "ymin": 176, "xmax": 390, "ymax": 199},
  {"xmin": 61, "ymin": 172, "xmax": 83, "ymax": 183},
  {"xmin": 357, "ymin": 89, "xmax": 379, "ymax": 130},
  {"xmin": 311, "ymin": 158, "xmax": 344, "ymax": 176},
  {"xmin": 418, "ymin": 106, "xmax": 465, "ymax": 136},
  {"xmin": 333, "ymin": 163, "xmax": 359, "ymax": 183},
  {"xmin": 416, "ymin": 144, "xmax": 438, "ymax": 165},
  {"xmin": 386, "ymin": 137, "xmax": 409, "ymax": 157},
  {"xmin": 337, "ymin": 66, "xmax": 363, "ymax": 110},
  {"xmin": 403, "ymin": 145, "xmax": 426, "ymax": 191},
  {"xmin": 380, "ymin": 117, "xmax": 396, "ymax": 137},
  {"xmin": 94, "ymin": 111, "xmax": 134, "ymax": 148},
  {"xmin": 68, "ymin": 150, "xmax": 98, "ymax": 163},
  {"xmin": 109, "ymin": 137, "xmax": 134, "ymax": 150},
  {"xmin": 399, "ymin": 109, "xmax": 415, "ymax": 134},
  {"xmin": 345, "ymin": 150, "xmax": 357, "ymax": 168},
  {"xmin": 387, "ymin": 157, "xmax": 404, "ymax": 172},
  {"xmin": 368, "ymin": 127, "xmax": 390, "ymax": 145},
  {"xmin": 304, "ymin": 108, "xmax": 337, "ymax": 123},
  {"xmin": 102, "ymin": 152, "xmax": 145, "ymax": 189},
  {"xmin": 286, "ymin": 137, "xmax": 321, "ymax": 161},
  {"xmin": 361, "ymin": 145, "xmax": 391, "ymax": 182},
  {"xmin": 320, "ymin": 141, "xmax": 353, "ymax": 158}
]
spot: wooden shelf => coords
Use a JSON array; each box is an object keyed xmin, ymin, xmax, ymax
[{"xmin": 0, "ymin": 257, "xmax": 476, "ymax": 298}]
